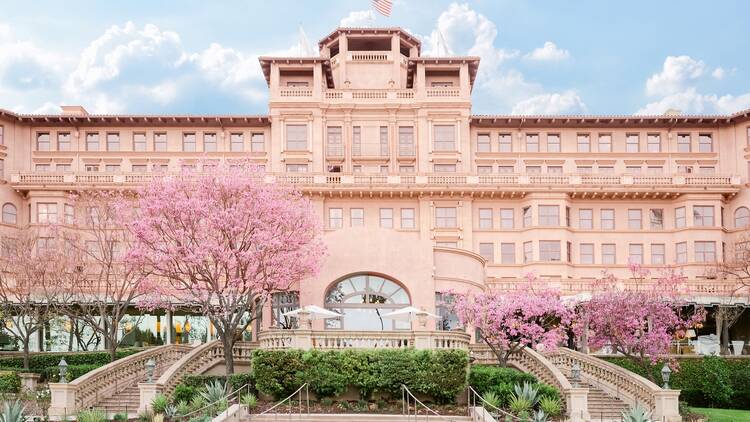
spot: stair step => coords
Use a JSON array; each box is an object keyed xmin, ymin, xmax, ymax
[{"xmin": 247, "ymin": 415, "xmax": 471, "ymax": 422}]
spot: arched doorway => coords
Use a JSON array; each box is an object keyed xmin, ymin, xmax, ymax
[{"xmin": 324, "ymin": 273, "xmax": 411, "ymax": 331}]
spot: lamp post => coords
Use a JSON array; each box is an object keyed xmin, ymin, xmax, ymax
[
  {"xmin": 661, "ymin": 363, "xmax": 671, "ymax": 389},
  {"xmin": 570, "ymin": 362, "xmax": 581, "ymax": 387},
  {"xmin": 145, "ymin": 358, "xmax": 156, "ymax": 383},
  {"xmin": 58, "ymin": 358, "xmax": 68, "ymax": 383}
]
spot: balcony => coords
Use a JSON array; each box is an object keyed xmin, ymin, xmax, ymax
[{"xmin": 257, "ymin": 329, "xmax": 470, "ymax": 351}]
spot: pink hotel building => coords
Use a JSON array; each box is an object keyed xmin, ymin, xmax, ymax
[{"xmin": 1, "ymin": 27, "xmax": 749, "ymax": 345}]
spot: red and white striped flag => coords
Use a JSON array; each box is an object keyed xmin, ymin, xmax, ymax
[{"xmin": 372, "ymin": 0, "xmax": 392, "ymax": 17}]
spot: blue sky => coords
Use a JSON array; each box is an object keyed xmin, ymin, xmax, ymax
[{"xmin": 1, "ymin": 0, "xmax": 749, "ymax": 116}]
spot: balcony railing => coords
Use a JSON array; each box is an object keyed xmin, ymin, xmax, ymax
[{"xmin": 257, "ymin": 329, "xmax": 470, "ymax": 351}]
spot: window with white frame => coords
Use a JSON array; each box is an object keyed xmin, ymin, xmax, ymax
[
  {"xmin": 477, "ymin": 133, "xmax": 491, "ymax": 152},
  {"xmin": 435, "ymin": 207, "xmax": 457, "ymax": 228},
  {"xmin": 203, "ymin": 133, "xmax": 217, "ymax": 152},
  {"xmin": 698, "ymin": 134, "xmax": 713, "ymax": 152},
  {"xmin": 477, "ymin": 166, "xmax": 493, "ymax": 174},
  {"xmin": 695, "ymin": 241, "xmax": 716, "ymax": 262},
  {"xmin": 577, "ymin": 134, "xmax": 591, "ymax": 152},
  {"xmin": 433, "ymin": 125, "xmax": 456, "ymax": 151},
  {"xmin": 86, "ymin": 133, "xmax": 100, "ymax": 151},
  {"xmin": 64, "ymin": 204, "xmax": 74, "ymax": 225},
  {"xmin": 84, "ymin": 164, "xmax": 99, "ymax": 172},
  {"xmin": 134, "ymin": 133, "xmax": 147, "ymax": 151},
  {"xmin": 479, "ymin": 243, "xmax": 494, "ymax": 263},
  {"xmin": 522, "ymin": 206, "xmax": 532, "ymax": 227},
  {"xmin": 693, "ymin": 206, "xmax": 714, "ymax": 227},
  {"xmin": 598, "ymin": 166, "xmax": 614, "ymax": 173},
  {"xmin": 540, "ymin": 240, "xmax": 561, "ymax": 261},
  {"xmin": 229, "ymin": 133, "xmax": 244, "ymax": 152},
  {"xmin": 647, "ymin": 134, "xmax": 661, "ymax": 152},
  {"xmin": 677, "ymin": 134, "xmax": 691, "ymax": 152},
  {"xmin": 285, "ymin": 164, "xmax": 308, "ymax": 173},
  {"xmin": 626, "ymin": 134, "xmax": 640, "ymax": 152},
  {"xmin": 600, "ymin": 209, "xmax": 615, "ymax": 229},
  {"xmin": 57, "ymin": 132, "xmax": 71, "ymax": 151},
  {"xmin": 598, "ymin": 134, "xmax": 612, "ymax": 152},
  {"xmin": 675, "ymin": 206, "xmax": 686, "ymax": 228},
  {"xmin": 628, "ymin": 209, "xmax": 642, "ymax": 230},
  {"xmin": 37, "ymin": 203, "xmax": 57, "ymax": 223},
  {"xmin": 602, "ymin": 243, "xmax": 616, "ymax": 264},
  {"xmin": 499, "ymin": 208, "xmax": 514, "ymax": 229},
  {"xmin": 735, "ymin": 207, "xmax": 750, "ymax": 228},
  {"xmin": 649, "ymin": 209, "xmax": 664, "ymax": 229},
  {"xmin": 250, "ymin": 133, "xmax": 265, "ymax": 152},
  {"xmin": 523, "ymin": 241, "xmax": 533, "ymax": 263},
  {"xmin": 105, "ymin": 164, "xmax": 120, "ymax": 173},
  {"xmin": 498, "ymin": 133, "xmax": 512, "ymax": 152},
  {"xmin": 401, "ymin": 208, "xmax": 415, "ymax": 229},
  {"xmin": 478, "ymin": 208, "xmax": 493, "ymax": 229},
  {"xmin": 350, "ymin": 208, "xmax": 364, "ymax": 227},
  {"xmin": 547, "ymin": 134, "xmax": 561, "ymax": 152},
  {"xmin": 37, "ymin": 133, "xmax": 51, "ymax": 151},
  {"xmin": 182, "ymin": 133, "xmax": 196, "ymax": 152},
  {"xmin": 380, "ymin": 208, "xmax": 393, "ymax": 228},
  {"xmin": 328, "ymin": 208, "xmax": 343, "ymax": 229},
  {"xmin": 628, "ymin": 243, "xmax": 644, "ymax": 264},
  {"xmin": 526, "ymin": 166, "xmax": 541, "ymax": 173},
  {"xmin": 433, "ymin": 164, "xmax": 456, "ymax": 173},
  {"xmin": 539, "ymin": 205, "xmax": 559, "ymax": 226},
  {"xmin": 501, "ymin": 243, "xmax": 515, "ymax": 264},
  {"xmin": 107, "ymin": 133, "xmax": 120, "ymax": 151},
  {"xmin": 35, "ymin": 164, "xmax": 51, "ymax": 172},
  {"xmin": 579, "ymin": 209, "xmax": 593, "ymax": 229},
  {"xmin": 132, "ymin": 164, "xmax": 147, "ymax": 173},
  {"xmin": 651, "ymin": 243, "xmax": 665, "ymax": 265},
  {"xmin": 548, "ymin": 166, "xmax": 564, "ymax": 174},
  {"xmin": 498, "ymin": 165, "xmax": 514, "ymax": 173},
  {"xmin": 526, "ymin": 134, "xmax": 539, "ymax": 152},
  {"xmin": 676, "ymin": 242, "xmax": 688, "ymax": 264},
  {"xmin": 154, "ymin": 133, "xmax": 167, "ymax": 151},
  {"xmin": 286, "ymin": 124, "xmax": 307, "ymax": 151},
  {"xmin": 580, "ymin": 243, "xmax": 594, "ymax": 264},
  {"xmin": 326, "ymin": 127, "xmax": 343, "ymax": 156},
  {"xmin": 399, "ymin": 126, "xmax": 415, "ymax": 156},
  {"xmin": 379, "ymin": 126, "xmax": 389, "ymax": 156}
]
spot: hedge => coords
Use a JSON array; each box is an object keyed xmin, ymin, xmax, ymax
[
  {"xmin": 603, "ymin": 356, "xmax": 750, "ymax": 410},
  {"xmin": 0, "ymin": 371, "xmax": 20, "ymax": 393},
  {"xmin": 468, "ymin": 365, "xmax": 560, "ymax": 408},
  {"xmin": 44, "ymin": 364, "xmax": 101, "ymax": 382},
  {"xmin": 0, "ymin": 348, "xmax": 140, "ymax": 379},
  {"xmin": 251, "ymin": 349, "xmax": 469, "ymax": 404}
]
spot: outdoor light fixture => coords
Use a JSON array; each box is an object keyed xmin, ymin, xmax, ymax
[
  {"xmin": 661, "ymin": 363, "xmax": 671, "ymax": 389},
  {"xmin": 145, "ymin": 358, "xmax": 156, "ymax": 383},
  {"xmin": 58, "ymin": 358, "xmax": 68, "ymax": 383},
  {"xmin": 570, "ymin": 362, "xmax": 581, "ymax": 387}
]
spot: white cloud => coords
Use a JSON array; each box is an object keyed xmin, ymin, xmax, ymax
[
  {"xmin": 712, "ymin": 67, "xmax": 726, "ymax": 80},
  {"xmin": 511, "ymin": 90, "xmax": 587, "ymax": 115},
  {"xmin": 637, "ymin": 88, "xmax": 750, "ymax": 115},
  {"xmin": 645, "ymin": 55, "xmax": 704, "ymax": 97},
  {"xmin": 340, "ymin": 10, "xmax": 375, "ymax": 27},
  {"xmin": 523, "ymin": 41, "xmax": 570, "ymax": 62}
]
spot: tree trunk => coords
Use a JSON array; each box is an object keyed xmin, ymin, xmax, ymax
[
  {"xmin": 722, "ymin": 319, "xmax": 730, "ymax": 355},
  {"xmin": 22, "ymin": 339, "xmax": 30, "ymax": 370},
  {"xmin": 222, "ymin": 336, "xmax": 235, "ymax": 375}
]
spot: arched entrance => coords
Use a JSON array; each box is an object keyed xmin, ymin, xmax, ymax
[{"xmin": 324, "ymin": 273, "xmax": 411, "ymax": 330}]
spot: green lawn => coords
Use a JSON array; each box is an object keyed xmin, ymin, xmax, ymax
[{"xmin": 691, "ymin": 408, "xmax": 750, "ymax": 422}]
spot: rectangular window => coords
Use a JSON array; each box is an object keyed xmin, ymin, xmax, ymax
[
  {"xmin": 695, "ymin": 241, "xmax": 716, "ymax": 262},
  {"xmin": 37, "ymin": 133, "xmax": 51, "ymax": 151},
  {"xmin": 56, "ymin": 164, "xmax": 71, "ymax": 172},
  {"xmin": 693, "ymin": 206, "xmax": 714, "ymax": 227},
  {"xmin": 132, "ymin": 164, "xmax": 147, "ymax": 173},
  {"xmin": 647, "ymin": 134, "xmax": 661, "ymax": 152},
  {"xmin": 499, "ymin": 208, "xmax": 514, "ymax": 229},
  {"xmin": 133, "ymin": 133, "xmax": 147, "ymax": 151},
  {"xmin": 328, "ymin": 208, "xmax": 343, "ymax": 229},
  {"xmin": 526, "ymin": 134, "xmax": 539, "ymax": 152},
  {"xmin": 651, "ymin": 243, "xmax": 665, "ymax": 265},
  {"xmin": 577, "ymin": 134, "xmax": 591, "ymax": 152},
  {"xmin": 250, "ymin": 133, "xmax": 265, "ymax": 152},
  {"xmin": 501, "ymin": 243, "xmax": 515, "ymax": 264},
  {"xmin": 106, "ymin": 133, "xmax": 120, "ymax": 151},
  {"xmin": 477, "ymin": 133, "xmax": 491, "ymax": 152},
  {"xmin": 401, "ymin": 208, "xmax": 415, "ymax": 229},
  {"xmin": 498, "ymin": 133, "xmax": 512, "ymax": 152},
  {"xmin": 433, "ymin": 164, "xmax": 457, "ymax": 173},
  {"xmin": 579, "ymin": 209, "xmax": 593, "ymax": 229},
  {"xmin": 675, "ymin": 206, "xmax": 686, "ymax": 228},
  {"xmin": 677, "ymin": 134, "xmax": 691, "ymax": 152},
  {"xmin": 230, "ymin": 133, "xmax": 244, "ymax": 152},
  {"xmin": 479, "ymin": 243, "xmax": 494, "ymax": 263},
  {"xmin": 539, "ymin": 205, "xmax": 559, "ymax": 226},
  {"xmin": 548, "ymin": 166, "xmax": 564, "ymax": 174},
  {"xmin": 547, "ymin": 134, "xmax": 560, "ymax": 152},
  {"xmin": 326, "ymin": 127, "xmax": 343, "ymax": 156},
  {"xmin": 478, "ymin": 208, "xmax": 493, "ymax": 229},
  {"xmin": 575, "ymin": 166, "xmax": 591, "ymax": 173},
  {"xmin": 602, "ymin": 243, "xmax": 616, "ymax": 264},
  {"xmin": 379, "ymin": 126, "xmax": 389, "ymax": 156},
  {"xmin": 85, "ymin": 133, "xmax": 100, "ymax": 151},
  {"xmin": 153, "ymin": 164, "xmax": 169, "ymax": 172},
  {"xmin": 647, "ymin": 166, "xmax": 664, "ymax": 174},
  {"xmin": 580, "ymin": 243, "xmax": 594, "ymax": 264},
  {"xmin": 84, "ymin": 164, "xmax": 99, "ymax": 172},
  {"xmin": 64, "ymin": 204, "xmax": 74, "ymax": 225},
  {"xmin": 522, "ymin": 206, "xmax": 532, "ymax": 227},
  {"xmin": 286, "ymin": 124, "xmax": 307, "ymax": 150},
  {"xmin": 435, "ymin": 207, "xmax": 458, "ymax": 228},
  {"xmin": 285, "ymin": 164, "xmax": 308, "ymax": 173},
  {"xmin": 477, "ymin": 166, "xmax": 493, "ymax": 174},
  {"xmin": 398, "ymin": 126, "xmax": 415, "ymax": 156},
  {"xmin": 698, "ymin": 134, "xmax": 713, "ymax": 152},
  {"xmin": 540, "ymin": 240, "xmax": 561, "ymax": 261},
  {"xmin": 399, "ymin": 165, "xmax": 414, "ymax": 173},
  {"xmin": 676, "ymin": 242, "xmax": 688, "ymax": 264},
  {"xmin": 154, "ymin": 133, "xmax": 167, "ymax": 151},
  {"xmin": 105, "ymin": 164, "xmax": 120, "ymax": 173},
  {"xmin": 37, "ymin": 203, "xmax": 57, "ymax": 223},
  {"xmin": 433, "ymin": 125, "xmax": 456, "ymax": 151},
  {"xmin": 526, "ymin": 166, "xmax": 541, "ymax": 174},
  {"xmin": 699, "ymin": 166, "xmax": 715, "ymax": 174},
  {"xmin": 599, "ymin": 166, "xmax": 614, "ymax": 174},
  {"xmin": 628, "ymin": 209, "xmax": 642, "ymax": 230},
  {"xmin": 598, "ymin": 134, "xmax": 612, "ymax": 152},
  {"xmin": 626, "ymin": 134, "xmax": 640, "ymax": 152},
  {"xmin": 650, "ymin": 209, "xmax": 664, "ymax": 230},
  {"xmin": 182, "ymin": 133, "xmax": 196, "ymax": 152},
  {"xmin": 626, "ymin": 165, "xmax": 642, "ymax": 174},
  {"xmin": 350, "ymin": 208, "xmax": 364, "ymax": 227},
  {"xmin": 57, "ymin": 133, "xmax": 71, "ymax": 151},
  {"xmin": 498, "ymin": 166, "xmax": 514, "ymax": 173},
  {"xmin": 380, "ymin": 208, "xmax": 393, "ymax": 228},
  {"xmin": 523, "ymin": 241, "xmax": 533, "ymax": 263},
  {"xmin": 35, "ymin": 164, "xmax": 51, "ymax": 172},
  {"xmin": 203, "ymin": 133, "xmax": 217, "ymax": 152},
  {"xmin": 628, "ymin": 243, "xmax": 644, "ymax": 264}
]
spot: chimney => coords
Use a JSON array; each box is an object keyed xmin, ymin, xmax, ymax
[{"xmin": 60, "ymin": 105, "xmax": 89, "ymax": 116}]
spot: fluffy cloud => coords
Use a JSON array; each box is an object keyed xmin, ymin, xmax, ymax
[
  {"xmin": 340, "ymin": 10, "xmax": 375, "ymax": 27},
  {"xmin": 511, "ymin": 91, "xmax": 587, "ymax": 115},
  {"xmin": 523, "ymin": 41, "xmax": 570, "ymax": 62},
  {"xmin": 637, "ymin": 55, "xmax": 750, "ymax": 115}
]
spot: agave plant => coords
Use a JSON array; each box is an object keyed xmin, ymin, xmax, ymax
[
  {"xmin": 199, "ymin": 380, "xmax": 227, "ymax": 405},
  {"xmin": 175, "ymin": 400, "xmax": 191, "ymax": 416},
  {"xmin": 531, "ymin": 410, "xmax": 548, "ymax": 422},
  {"xmin": 164, "ymin": 404, "xmax": 178, "ymax": 419},
  {"xmin": 509, "ymin": 395, "xmax": 532, "ymax": 415},
  {"xmin": 0, "ymin": 401, "xmax": 26, "ymax": 422},
  {"xmin": 621, "ymin": 406, "xmax": 653, "ymax": 422},
  {"xmin": 151, "ymin": 394, "xmax": 170, "ymax": 414},
  {"xmin": 77, "ymin": 409, "xmax": 106, "ymax": 422},
  {"xmin": 482, "ymin": 391, "xmax": 502, "ymax": 409},
  {"xmin": 240, "ymin": 393, "xmax": 258, "ymax": 410},
  {"xmin": 513, "ymin": 382, "xmax": 541, "ymax": 407},
  {"xmin": 538, "ymin": 396, "xmax": 562, "ymax": 417}
]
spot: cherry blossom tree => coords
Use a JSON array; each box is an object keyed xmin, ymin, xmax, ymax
[
  {"xmin": 711, "ymin": 236, "xmax": 750, "ymax": 354},
  {"xmin": 454, "ymin": 275, "xmax": 573, "ymax": 366},
  {"xmin": 577, "ymin": 264, "xmax": 705, "ymax": 378},
  {"xmin": 124, "ymin": 164, "xmax": 325, "ymax": 374}
]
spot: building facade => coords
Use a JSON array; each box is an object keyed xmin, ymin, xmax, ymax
[{"xmin": 1, "ymin": 27, "xmax": 749, "ymax": 347}]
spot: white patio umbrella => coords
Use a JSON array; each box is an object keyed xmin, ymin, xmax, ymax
[
  {"xmin": 282, "ymin": 305, "xmax": 342, "ymax": 320},
  {"xmin": 381, "ymin": 306, "xmax": 440, "ymax": 321}
]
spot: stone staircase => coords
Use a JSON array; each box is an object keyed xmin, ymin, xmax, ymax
[
  {"xmin": 583, "ymin": 382, "xmax": 628, "ymax": 422},
  {"xmin": 247, "ymin": 414, "xmax": 472, "ymax": 421},
  {"xmin": 95, "ymin": 384, "xmax": 141, "ymax": 415}
]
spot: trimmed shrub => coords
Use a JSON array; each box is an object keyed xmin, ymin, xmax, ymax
[
  {"xmin": 252, "ymin": 349, "xmax": 307, "ymax": 399},
  {"xmin": 44, "ymin": 364, "xmax": 100, "ymax": 382},
  {"xmin": 0, "ymin": 349, "xmax": 139, "ymax": 380},
  {"xmin": 0, "ymin": 371, "xmax": 20, "ymax": 393},
  {"xmin": 469, "ymin": 365, "xmax": 536, "ymax": 395},
  {"xmin": 172, "ymin": 385, "xmax": 197, "ymax": 404}
]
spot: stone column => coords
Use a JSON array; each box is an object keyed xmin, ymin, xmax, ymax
[
  {"xmin": 139, "ymin": 382, "xmax": 163, "ymax": 413},
  {"xmin": 166, "ymin": 311, "xmax": 173, "ymax": 345},
  {"xmin": 652, "ymin": 390, "xmax": 682, "ymax": 422}
]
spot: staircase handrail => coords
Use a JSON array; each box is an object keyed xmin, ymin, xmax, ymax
[
  {"xmin": 157, "ymin": 340, "xmax": 222, "ymax": 396},
  {"xmin": 401, "ymin": 384, "xmax": 460, "ymax": 421},
  {"xmin": 180, "ymin": 382, "xmax": 251, "ymax": 421},
  {"xmin": 467, "ymin": 386, "xmax": 520, "ymax": 421},
  {"xmin": 256, "ymin": 383, "xmax": 310, "ymax": 417}
]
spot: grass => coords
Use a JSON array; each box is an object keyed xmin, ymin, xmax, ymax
[{"xmin": 691, "ymin": 408, "xmax": 750, "ymax": 422}]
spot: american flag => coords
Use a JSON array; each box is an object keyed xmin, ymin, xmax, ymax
[{"xmin": 372, "ymin": 0, "xmax": 392, "ymax": 17}]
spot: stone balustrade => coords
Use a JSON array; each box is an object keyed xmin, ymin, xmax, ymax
[
  {"xmin": 546, "ymin": 348, "xmax": 680, "ymax": 422},
  {"xmin": 257, "ymin": 329, "xmax": 470, "ymax": 351},
  {"xmin": 49, "ymin": 344, "xmax": 192, "ymax": 418}
]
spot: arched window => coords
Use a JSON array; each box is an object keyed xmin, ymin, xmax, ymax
[
  {"xmin": 1, "ymin": 203, "xmax": 16, "ymax": 225},
  {"xmin": 736, "ymin": 207, "xmax": 750, "ymax": 229},
  {"xmin": 325, "ymin": 274, "xmax": 410, "ymax": 330}
]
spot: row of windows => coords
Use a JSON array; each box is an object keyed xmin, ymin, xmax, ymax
[
  {"xmin": 477, "ymin": 240, "xmax": 719, "ymax": 265},
  {"xmin": 476, "ymin": 132, "xmax": 715, "ymax": 153},
  {"xmin": 327, "ymin": 207, "xmax": 417, "ymax": 229},
  {"xmin": 474, "ymin": 164, "xmax": 716, "ymax": 175},
  {"xmin": 35, "ymin": 131, "xmax": 266, "ymax": 153}
]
